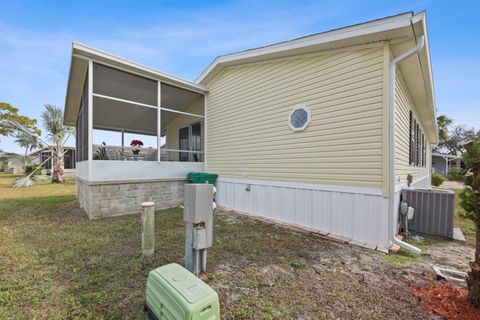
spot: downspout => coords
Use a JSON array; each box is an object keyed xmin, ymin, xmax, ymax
[{"xmin": 388, "ymin": 35, "xmax": 425, "ymax": 255}]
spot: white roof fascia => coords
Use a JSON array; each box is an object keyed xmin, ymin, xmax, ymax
[
  {"xmin": 411, "ymin": 11, "xmax": 438, "ymax": 143},
  {"xmin": 196, "ymin": 12, "xmax": 413, "ymax": 84}
]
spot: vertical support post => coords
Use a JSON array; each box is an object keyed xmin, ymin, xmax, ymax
[
  {"xmin": 87, "ymin": 60, "xmax": 93, "ymax": 180},
  {"xmin": 121, "ymin": 130, "xmax": 125, "ymax": 154},
  {"xmin": 141, "ymin": 201, "xmax": 155, "ymax": 256},
  {"xmin": 157, "ymin": 81, "xmax": 161, "ymax": 162},
  {"xmin": 204, "ymin": 95, "xmax": 207, "ymax": 166}
]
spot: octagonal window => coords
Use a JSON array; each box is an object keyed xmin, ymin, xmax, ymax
[{"xmin": 289, "ymin": 106, "xmax": 311, "ymax": 131}]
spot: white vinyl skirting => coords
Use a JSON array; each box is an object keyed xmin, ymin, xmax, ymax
[{"xmin": 215, "ymin": 177, "xmax": 389, "ymax": 251}]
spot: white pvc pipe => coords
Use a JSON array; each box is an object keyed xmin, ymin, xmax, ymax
[
  {"xmin": 392, "ymin": 236, "xmax": 422, "ymax": 255},
  {"xmin": 388, "ymin": 35, "xmax": 425, "ymax": 255}
]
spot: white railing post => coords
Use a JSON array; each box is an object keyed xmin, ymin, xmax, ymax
[
  {"xmin": 204, "ymin": 95, "xmax": 207, "ymax": 165},
  {"xmin": 88, "ymin": 60, "xmax": 93, "ymax": 180},
  {"xmin": 157, "ymin": 81, "xmax": 161, "ymax": 162}
]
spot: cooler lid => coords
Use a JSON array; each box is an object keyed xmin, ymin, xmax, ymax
[{"xmin": 153, "ymin": 263, "xmax": 214, "ymax": 304}]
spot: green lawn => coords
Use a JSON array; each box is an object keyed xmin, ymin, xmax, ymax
[
  {"xmin": 0, "ymin": 174, "xmax": 76, "ymax": 200},
  {"xmin": 0, "ymin": 173, "xmax": 432, "ymax": 319},
  {"xmin": 453, "ymin": 189, "xmax": 476, "ymax": 246}
]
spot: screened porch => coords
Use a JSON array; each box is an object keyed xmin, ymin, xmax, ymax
[{"xmin": 65, "ymin": 47, "xmax": 208, "ymax": 182}]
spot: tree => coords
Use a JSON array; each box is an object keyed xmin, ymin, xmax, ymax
[
  {"xmin": 0, "ymin": 102, "xmax": 40, "ymax": 137},
  {"xmin": 13, "ymin": 131, "xmax": 40, "ymax": 168},
  {"xmin": 460, "ymin": 139, "xmax": 480, "ymax": 306},
  {"xmin": 437, "ymin": 115, "xmax": 453, "ymax": 142},
  {"xmin": 435, "ymin": 113, "xmax": 479, "ymax": 155},
  {"xmin": 41, "ymin": 104, "xmax": 74, "ymax": 183},
  {"xmin": 439, "ymin": 125, "xmax": 479, "ymax": 155}
]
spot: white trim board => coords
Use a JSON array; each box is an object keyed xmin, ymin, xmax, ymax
[
  {"xmin": 395, "ymin": 174, "xmax": 430, "ymax": 192},
  {"xmin": 217, "ymin": 177, "xmax": 383, "ymax": 196},
  {"xmin": 78, "ymin": 160, "xmax": 204, "ymax": 182}
]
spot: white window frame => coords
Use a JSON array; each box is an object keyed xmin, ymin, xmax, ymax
[{"xmin": 288, "ymin": 106, "xmax": 311, "ymax": 132}]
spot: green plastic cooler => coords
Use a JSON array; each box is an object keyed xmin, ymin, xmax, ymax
[{"xmin": 145, "ymin": 263, "xmax": 220, "ymax": 320}]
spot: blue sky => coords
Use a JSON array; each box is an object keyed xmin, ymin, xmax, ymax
[{"xmin": 1, "ymin": 0, "xmax": 479, "ymax": 153}]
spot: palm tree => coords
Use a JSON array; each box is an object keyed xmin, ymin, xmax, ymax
[
  {"xmin": 14, "ymin": 130, "xmax": 40, "ymax": 168},
  {"xmin": 437, "ymin": 115, "xmax": 453, "ymax": 142},
  {"xmin": 41, "ymin": 104, "xmax": 74, "ymax": 183}
]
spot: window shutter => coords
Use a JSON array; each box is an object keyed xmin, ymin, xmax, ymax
[
  {"xmin": 409, "ymin": 111, "xmax": 413, "ymax": 165},
  {"xmin": 422, "ymin": 134, "xmax": 426, "ymax": 167},
  {"xmin": 415, "ymin": 121, "xmax": 420, "ymax": 166}
]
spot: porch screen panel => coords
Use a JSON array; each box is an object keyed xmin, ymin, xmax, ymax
[
  {"xmin": 64, "ymin": 150, "xmax": 75, "ymax": 169},
  {"xmin": 158, "ymin": 84, "xmax": 204, "ymax": 162},
  {"xmin": 160, "ymin": 109, "xmax": 204, "ymax": 162},
  {"xmin": 93, "ymin": 63, "xmax": 157, "ymax": 106},
  {"xmin": 76, "ymin": 74, "xmax": 89, "ymax": 162}
]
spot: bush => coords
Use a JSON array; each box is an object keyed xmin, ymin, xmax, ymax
[
  {"xmin": 24, "ymin": 164, "xmax": 42, "ymax": 176},
  {"xmin": 447, "ymin": 168, "xmax": 465, "ymax": 182},
  {"xmin": 432, "ymin": 172, "xmax": 445, "ymax": 186}
]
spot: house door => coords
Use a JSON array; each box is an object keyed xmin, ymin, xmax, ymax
[
  {"xmin": 190, "ymin": 122, "xmax": 201, "ymax": 162},
  {"xmin": 179, "ymin": 126, "xmax": 190, "ymax": 162},
  {"xmin": 178, "ymin": 122, "xmax": 202, "ymax": 162}
]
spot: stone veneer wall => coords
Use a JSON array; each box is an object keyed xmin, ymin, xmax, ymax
[{"xmin": 76, "ymin": 178, "xmax": 185, "ymax": 219}]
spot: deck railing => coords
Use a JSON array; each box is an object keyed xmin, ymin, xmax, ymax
[{"xmin": 92, "ymin": 145, "xmax": 203, "ymax": 162}]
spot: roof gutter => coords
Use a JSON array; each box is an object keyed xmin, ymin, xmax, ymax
[{"xmin": 388, "ymin": 35, "xmax": 425, "ymax": 255}]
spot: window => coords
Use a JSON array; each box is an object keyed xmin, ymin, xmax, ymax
[
  {"xmin": 40, "ymin": 151, "xmax": 51, "ymax": 169},
  {"xmin": 408, "ymin": 111, "xmax": 427, "ymax": 167},
  {"xmin": 289, "ymin": 106, "xmax": 311, "ymax": 131}
]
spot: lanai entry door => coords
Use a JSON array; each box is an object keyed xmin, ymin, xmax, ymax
[{"xmin": 179, "ymin": 122, "xmax": 202, "ymax": 162}]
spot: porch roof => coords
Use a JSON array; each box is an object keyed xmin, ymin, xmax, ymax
[{"xmin": 64, "ymin": 43, "xmax": 208, "ymax": 127}]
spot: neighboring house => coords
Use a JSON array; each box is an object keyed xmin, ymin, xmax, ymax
[
  {"xmin": 29, "ymin": 147, "xmax": 76, "ymax": 176},
  {"xmin": 64, "ymin": 11, "xmax": 437, "ymax": 252},
  {"xmin": 432, "ymin": 152, "xmax": 461, "ymax": 176},
  {"xmin": 1, "ymin": 155, "xmax": 24, "ymax": 174}
]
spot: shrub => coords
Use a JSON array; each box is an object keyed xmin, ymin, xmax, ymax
[
  {"xmin": 447, "ymin": 168, "xmax": 465, "ymax": 182},
  {"xmin": 24, "ymin": 164, "xmax": 42, "ymax": 176},
  {"xmin": 431, "ymin": 172, "xmax": 445, "ymax": 186},
  {"xmin": 290, "ymin": 258, "xmax": 305, "ymax": 269}
]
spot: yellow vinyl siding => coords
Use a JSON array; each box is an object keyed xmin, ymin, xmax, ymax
[
  {"xmin": 394, "ymin": 69, "xmax": 430, "ymax": 187},
  {"xmin": 206, "ymin": 46, "xmax": 385, "ymax": 187}
]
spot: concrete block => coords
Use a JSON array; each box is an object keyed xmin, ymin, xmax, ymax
[
  {"xmin": 100, "ymin": 185, "xmax": 119, "ymax": 192},
  {"xmin": 119, "ymin": 184, "xmax": 135, "ymax": 191},
  {"xmin": 79, "ymin": 179, "xmax": 186, "ymax": 219}
]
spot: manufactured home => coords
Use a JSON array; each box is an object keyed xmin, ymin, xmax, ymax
[
  {"xmin": 64, "ymin": 12, "xmax": 437, "ymax": 252},
  {"xmin": 432, "ymin": 152, "xmax": 462, "ymax": 176},
  {"xmin": 29, "ymin": 147, "xmax": 76, "ymax": 176}
]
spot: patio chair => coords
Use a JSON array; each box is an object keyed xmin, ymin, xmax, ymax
[
  {"xmin": 106, "ymin": 148, "xmax": 124, "ymax": 161},
  {"xmin": 145, "ymin": 149, "xmax": 157, "ymax": 161},
  {"xmin": 96, "ymin": 146, "xmax": 108, "ymax": 160}
]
